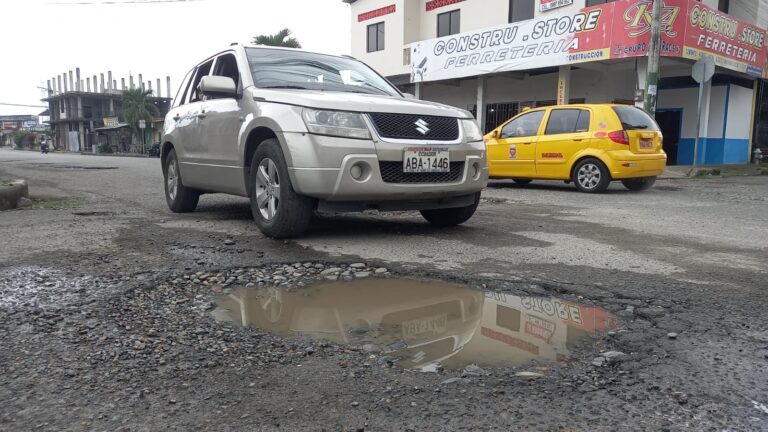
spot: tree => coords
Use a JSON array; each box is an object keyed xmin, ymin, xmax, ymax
[
  {"xmin": 121, "ymin": 88, "xmax": 159, "ymax": 150},
  {"xmin": 252, "ymin": 28, "xmax": 301, "ymax": 48}
]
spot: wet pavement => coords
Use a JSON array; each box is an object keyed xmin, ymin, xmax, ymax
[{"xmin": 214, "ymin": 278, "xmax": 617, "ymax": 370}]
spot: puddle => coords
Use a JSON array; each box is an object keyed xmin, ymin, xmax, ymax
[{"xmin": 213, "ymin": 278, "xmax": 617, "ymax": 370}]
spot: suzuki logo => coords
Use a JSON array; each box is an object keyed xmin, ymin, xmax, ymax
[{"xmin": 415, "ymin": 119, "xmax": 430, "ymax": 135}]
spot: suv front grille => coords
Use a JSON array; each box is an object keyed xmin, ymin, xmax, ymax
[
  {"xmin": 368, "ymin": 113, "xmax": 460, "ymax": 141},
  {"xmin": 379, "ymin": 161, "xmax": 465, "ymax": 184}
]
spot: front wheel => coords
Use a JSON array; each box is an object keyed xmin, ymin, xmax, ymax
[
  {"xmin": 249, "ymin": 139, "xmax": 314, "ymax": 239},
  {"xmin": 420, "ymin": 192, "xmax": 481, "ymax": 227},
  {"xmin": 573, "ymin": 158, "xmax": 611, "ymax": 193},
  {"xmin": 164, "ymin": 149, "xmax": 200, "ymax": 212},
  {"xmin": 622, "ymin": 176, "xmax": 657, "ymax": 191}
]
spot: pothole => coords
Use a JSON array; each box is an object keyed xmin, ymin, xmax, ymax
[{"xmin": 213, "ymin": 277, "xmax": 618, "ymax": 371}]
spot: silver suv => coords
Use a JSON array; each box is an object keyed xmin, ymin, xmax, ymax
[{"xmin": 161, "ymin": 45, "xmax": 488, "ymax": 238}]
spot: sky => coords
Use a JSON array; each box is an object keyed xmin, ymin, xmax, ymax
[{"xmin": 0, "ymin": 0, "xmax": 352, "ymax": 116}]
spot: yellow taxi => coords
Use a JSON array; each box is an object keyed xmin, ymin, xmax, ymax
[{"xmin": 484, "ymin": 104, "xmax": 667, "ymax": 193}]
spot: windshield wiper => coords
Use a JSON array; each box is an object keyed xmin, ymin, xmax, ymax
[{"xmin": 261, "ymin": 85, "xmax": 309, "ymax": 90}]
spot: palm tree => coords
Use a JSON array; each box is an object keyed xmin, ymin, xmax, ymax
[
  {"xmin": 121, "ymin": 88, "xmax": 159, "ymax": 151},
  {"xmin": 252, "ymin": 28, "xmax": 301, "ymax": 48}
]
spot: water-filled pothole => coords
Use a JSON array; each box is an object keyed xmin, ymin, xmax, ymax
[{"xmin": 213, "ymin": 278, "xmax": 617, "ymax": 370}]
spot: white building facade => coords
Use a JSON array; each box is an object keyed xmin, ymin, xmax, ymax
[{"xmin": 344, "ymin": 0, "xmax": 768, "ymax": 165}]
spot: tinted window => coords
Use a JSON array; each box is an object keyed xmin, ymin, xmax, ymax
[
  {"xmin": 246, "ymin": 47, "xmax": 399, "ymax": 96},
  {"xmin": 438, "ymin": 10, "xmax": 460, "ymax": 37},
  {"xmin": 367, "ymin": 22, "xmax": 385, "ymax": 52},
  {"xmin": 545, "ymin": 109, "xmax": 591, "ymax": 135},
  {"xmin": 501, "ymin": 111, "xmax": 545, "ymax": 138},
  {"xmin": 212, "ymin": 53, "xmax": 240, "ymax": 88},
  {"xmin": 509, "ymin": 0, "xmax": 534, "ymax": 23},
  {"xmin": 612, "ymin": 106, "xmax": 660, "ymax": 131},
  {"xmin": 174, "ymin": 68, "xmax": 194, "ymax": 108}
]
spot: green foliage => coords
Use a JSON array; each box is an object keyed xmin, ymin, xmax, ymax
[
  {"xmin": 121, "ymin": 88, "xmax": 160, "ymax": 138},
  {"xmin": 11, "ymin": 131, "xmax": 35, "ymax": 148},
  {"xmin": 97, "ymin": 143, "xmax": 113, "ymax": 153},
  {"xmin": 252, "ymin": 28, "xmax": 301, "ymax": 48}
]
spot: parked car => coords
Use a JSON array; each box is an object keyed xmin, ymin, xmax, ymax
[
  {"xmin": 484, "ymin": 104, "xmax": 667, "ymax": 193},
  {"xmin": 161, "ymin": 45, "xmax": 488, "ymax": 238}
]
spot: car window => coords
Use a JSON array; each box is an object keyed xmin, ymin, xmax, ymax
[
  {"xmin": 188, "ymin": 59, "xmax": 214, "ymax": 104},
  {"xmin": 612, "ymin": 106, "xmax": 660, "ymax": 131},
  {"xmin": 500, "ymin": 111, "xmax": 545, "ymax": 138},
  {"xmin": 173, "ymin": 68, "xmax": 194, "ymax": 108},
  {"xmin": 212, "ymin": 53, "xmax": 240, "ymax": 89},
  {"xmin": 545, "ymin": 109, "xmax": 591, "ymax": 135}
]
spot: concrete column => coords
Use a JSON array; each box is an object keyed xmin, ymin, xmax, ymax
[
  {"xmin": 51, "ymin": 78, "xmax": 56, "ymax": 95},
  {"xmin": 68, "ymin": 71, "xmax": 74, "ymax": 92},
  {"xmin": 109, "ymin": 98, "xmax": 114, "ymax": 116},
  {"xmin": 157, "ymin": 79, "xmax": 161, "ymax": 98},
  {"xmin": 138, "ymin": 74, "xmax": 144, "ymax": 91},
  {"xmin": 100, "ymin": 74, "xmax": 106, "ymax": 93},
  {"xmin": 63, "ymin": 73, "xmax": 68, "ymax": 93},
  {"xmin": 557, "ymin": 65, "xmax": 571, "ymax": 105},
  {"xmin": 76, "ymin": 68, "xmax": 81, "ymax": 91},
  {"xmin": 57, "ymin": 75, "xmax": 62, "ymax": 94},
  {"xmin": 476, "ymin": 76, "xmax": 487, "ymax": 133},
  {"xmin": 148, "ymin": 80, "xmax": 152, "ymax": 94},
  {"xmin": 77, "ymin": 96, "xmax": 82, "ymax": 119},
  {"xmin": 47, "ymin": 80, "xmax": 52, "ymax": 97},
  {"xmin": 113, "ymin": 80, "xmax": 117, "ymax": 91},
  {"xmin": 78, "ymin": 122, "xmax": 85, "ymax": 151},
  {"xmin": 696, "ymin": 79, "xmax": 713, "ymax": 165},
  {"xmin": 415, "ymin": 82, "xmax": 422, "ymax": 100},
  {"xmin": 129, "ymin": 75, "xmax": 134, "ymax": 89},
  {"xmin": 108, "ymin": 71, "xmax": 113, "ymax": 92},
  {"xmin": 166, "ymin": 76, "xmax": 171, "ymax": 98},
  {"xmin": 86, "ymin": 78, "xmax": 91, "ymax": 92},
  {"xmin": 121, "ymin": 78, "xmax": 126, "ymax": 90}
]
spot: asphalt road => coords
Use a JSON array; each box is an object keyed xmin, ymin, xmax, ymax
[{"xmin": 1, "ymin": 147, "xmax": 767, "ymax": 431}]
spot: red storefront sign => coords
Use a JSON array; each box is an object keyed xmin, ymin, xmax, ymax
[
  {"xmin": 426, "ymin": 0, "xmax": 465, "ymax": 12},
  {"xmin": 358, "ymin": 4, "xmax": 396, "ymax": 22}
]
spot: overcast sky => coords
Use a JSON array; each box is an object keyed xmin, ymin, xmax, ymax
[{"xmin": 0, "ymin": 0, "xmax": 351, "ymax": 116}]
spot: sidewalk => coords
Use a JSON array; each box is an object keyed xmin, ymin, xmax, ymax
[{"xmin": 661, "ymin": 164, "xmax": 766, "ymax": 179}]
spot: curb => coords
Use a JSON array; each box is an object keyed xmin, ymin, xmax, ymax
[{"xmin": 0, "ymin": 180, "xmax": 29, "ymax": 211}]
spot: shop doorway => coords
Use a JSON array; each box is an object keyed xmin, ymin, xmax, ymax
[{"xmin": 655, "ymin": 109, "xmax": 682, "ymax": 165}]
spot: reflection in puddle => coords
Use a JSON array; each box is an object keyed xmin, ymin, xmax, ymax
[{"xmin": 213, "ymin": 279, "xmax": 617, "ymax": 370}]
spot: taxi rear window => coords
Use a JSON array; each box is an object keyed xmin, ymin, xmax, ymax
[{"xmin": 612, "ymin": 106, "xmax": 660, "ymax": 131}]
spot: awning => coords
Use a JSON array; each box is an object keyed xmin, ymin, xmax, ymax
[{"xmin": 94, "ymin": 123, "xmax": 130, "ymax": 132}]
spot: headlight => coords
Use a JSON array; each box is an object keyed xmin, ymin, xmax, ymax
[
  {"xmin": 461, "ymin": 119, "xmax": 483, "ymax": 142},
  {"xmin": 301, "ymin": 109, "xmax": 371, "ymax": 140}
]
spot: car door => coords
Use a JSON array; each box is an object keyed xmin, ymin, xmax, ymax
[
  {"xmin": 535, "ymin": 108, "xmax": 592, "ymax": 179},
  {"xmin": 487, "ymin": 110, "xmax": 544, "ymax": 178},
  {"xmin": 196, "ymin": 52, "xmax": 245, "ymax": 195},
  {"xmin": 175, "ymin": 59, "xmax": 213, "ymax": 188}
]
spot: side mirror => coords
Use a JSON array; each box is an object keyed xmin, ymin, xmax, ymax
[
  {"xmin": 199, "ymin": 76, "xmax": 237, "ymax": 98},
  {"xmin": 403, "ymin": 93, "xmax": 417, "ymax": 100},
  {"xmin": 491, "ymin": 130, "xmax": 500, "ymax": 139}
]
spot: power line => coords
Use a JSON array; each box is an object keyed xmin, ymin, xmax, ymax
[{"xmin": 0, "ymin": 102, "xmax": 48, "ymax": 108}]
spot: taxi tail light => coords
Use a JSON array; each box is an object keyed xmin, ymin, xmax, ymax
[{"xmin": 608, "ymin": 130, "xmax": 630, "ymax": 145}]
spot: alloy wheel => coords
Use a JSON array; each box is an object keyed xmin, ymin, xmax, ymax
[
  {"xmin": 255, "ymin": 158, "xmax": 281, "ymax": 221},
  {"xmin": 577, "ymin": 163, "xmax": 601, "ymax": 190},
  {"xmin": 167, "ymin": 161, "xmax": 178, "ymax": 201}
]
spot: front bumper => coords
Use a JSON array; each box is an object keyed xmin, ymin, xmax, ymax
[{"xmin": 285, "ymin": 133, "xmax": 488, "ymax": 202}]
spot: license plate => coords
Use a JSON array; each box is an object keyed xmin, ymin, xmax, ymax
[
  {"xmin": 401, "ymin": 313, "xmax": 447, "ymax": 340},
  {"xmin": 403, "ymin": 147, "xmax": 450, "ymax": 173},
  {"xmin": 639, "ymin": 138, "xmax": 654, "ymax": 149}
]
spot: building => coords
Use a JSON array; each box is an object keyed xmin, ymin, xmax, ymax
[
  {"xmin": 0, "ymin": 114, "xmax": 42, "ymax": 147},
  {"xmin": 344, "ymin": 0, "xmax": 768, "ymax": 165},
  {"xmin": 42, "ymin": 69, "xmax": 172, "ymax": 152}
]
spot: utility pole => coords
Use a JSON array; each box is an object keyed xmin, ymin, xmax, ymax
[{"xmin": 644, "ymin": 0, "xmax": 664, "ymax": 116}]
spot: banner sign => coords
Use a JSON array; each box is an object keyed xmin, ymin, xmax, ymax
[
  {"xmin": 411, "ymin": 0, "xmax": 768, "ymax": 83},
  {"xmin": 103, "ymin": 117, "xmax": 119, "ymax": 127},
  {"xmin": 541, "ymin": 0, "xmax": 573, "ymax": 12}
]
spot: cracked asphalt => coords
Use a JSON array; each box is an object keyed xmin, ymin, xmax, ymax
[{"xmin": 1, "ymin": 147, "xmax": 767, "ymax": 431}]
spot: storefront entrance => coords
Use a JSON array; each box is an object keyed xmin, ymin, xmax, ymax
[{"xmin": 656, "ymin": 109, "xmax": 682, "ymax": 166}]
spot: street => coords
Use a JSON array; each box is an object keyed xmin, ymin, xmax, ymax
[{"xmin": 1, "ymin": 148, "xmax": 768, "ymax": 431}]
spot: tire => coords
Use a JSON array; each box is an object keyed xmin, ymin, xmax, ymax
[
  {"xmin": 249, "ymin": 139, "xmax": 313, "ymax": 239},
  {"xmin": 420, "ymin": 192, "xmax": 481, "ymax": 227},
  {"xmin": 622, "ymin": 176, "xmax": 657, "ymax": 191},
  {"xmin": 164, "ymin": 149, "xmax": 200, "ymax": 213},
  {"xmin": 513, "ymin": 179, "xmax": 532, "ymax": 185},
  {"xmin": 573, "ymin": 158, "xmax": 611, "ymax": 193}
]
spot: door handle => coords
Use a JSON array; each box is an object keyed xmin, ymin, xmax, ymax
[
  {"xmin": 520, "ymin": 142, "xmax": 533, "ymax": 145},
  {"xmin": 196, "ymin": 111, "xmax": 207, "ymax": 119},
  {"xmin": 172, "ymin": 114, "xmax": 180, "ymax": 121}
]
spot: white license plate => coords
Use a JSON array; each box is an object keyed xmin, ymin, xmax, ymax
[
  {"xmin": 639, "ymin": 138, "xmax": 654, "ymax": 149},
  {"xmin": 401, "ymin": 313, "xmax": 448, "ymax": 340},
  {"xmin": 403, "ymin": 147, "xmax": 450, "ymax": 173}
]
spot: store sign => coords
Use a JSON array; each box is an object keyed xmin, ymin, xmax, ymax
[
  {"xmin": 22, "ymin": 120, "xmax": 38, "ymax": 129},
  {"xmin": 411, "ymin": 0, "xmax": 768, "ymax": 82},
  {"xmin": 541, "ymin": 0, "xmax": 573, "ymax": 12},
  {"xmin": 358, "ymin": 4, "xmax": 395, "ymax": 22},
  {"xmin": 1, "ymin": 121, "xmax": 19, "ymax": 131},
  {"xmin": 103, "ymin": 117, "xmax": 119, "ymax": 127}
]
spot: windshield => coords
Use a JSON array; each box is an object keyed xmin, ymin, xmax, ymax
[
  {"xmin": 612, "ymin": 106, "xmax": 660, "ymax": 131},
  {"xmin": 245, "ymin": 47, "xmax": 400, "ymax": 97}
]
